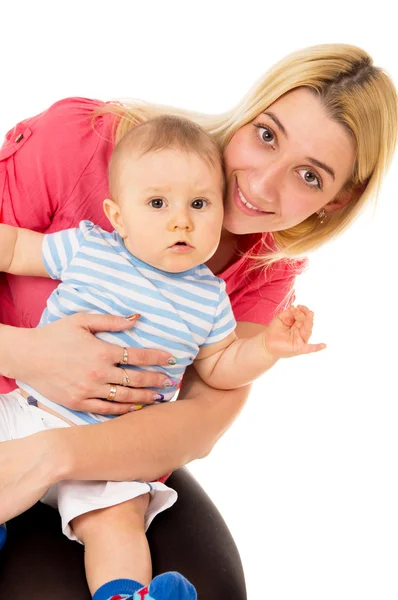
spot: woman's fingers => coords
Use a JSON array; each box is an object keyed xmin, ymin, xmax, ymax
[
  {"xmin": 97, "ymin": 383, "xmax": 167, "ymax": 406},
  {"xmin": 80, "ymin": 312, "xmax": 176, "ymax": 366},
  {"xmin": 15, "ymin": 314, "xmax": 177, "ymax": 413},
  {"xmin": 112, "ymin": 344, "xmax": 175, "ymax": 368},
  {"xmin": 80, "ymin": 313, "xmax": 175, "ymax": 367},
  {"xmin": 110, "ymin": 366, "xmax": 172, "ymax": 390},
  {"xmin": 81, "ymin": 312, "xmax": 141, "ymax": 334},
  {"xmin": 82, "ymin": 399, "xmax": 146, "ymax": 416}
]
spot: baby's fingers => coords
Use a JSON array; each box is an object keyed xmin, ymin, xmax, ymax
[
  {"xmin": 296, "ymin": 304, "xmax": 313, "ymax": 316},
  {"xmin": 296, "ymin": 307, "xmax": 314, "ymax": 342},
  {"xmin": 302, "ymin": 342, "xmax": 327, "ymax": 354},
  {"xmin": 278, "ymin": 306, "xmax": 296, "ymax": 327}
]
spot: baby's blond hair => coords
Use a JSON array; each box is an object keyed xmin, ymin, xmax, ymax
[{"xmin": 108, "ymin": 114, "xmax": 224, "ymax": 200}]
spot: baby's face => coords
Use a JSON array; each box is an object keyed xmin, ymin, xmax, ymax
[{"xmin": 111, "ymin": 148, "xmax": 224, "ymax": 273}]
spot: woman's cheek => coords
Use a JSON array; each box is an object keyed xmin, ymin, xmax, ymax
[{"xmin": 285, "ymin": 192, "xmax": 316, "ymax": 224}]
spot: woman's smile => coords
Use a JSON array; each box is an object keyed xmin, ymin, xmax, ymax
[
  {"xmin": 223, "ymin": 88, "xmax": 356, "ymax": 235},
  {"xmin": 234, "ymin": 179, "xmax": 275, "ymax": 216}
]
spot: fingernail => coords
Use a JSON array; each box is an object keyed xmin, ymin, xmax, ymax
[
  {"xmin": 163, "ymin": 378, "xmax": 175, "ymax": 387},
  {"xmin": 129, "ymin": 404, "xmax": 143, "ymax": 411},
  {"xmin": 125, "ymin": 313, "xmax": 141, "ymax": 321},
  {"xmin": 168, "ymin": 356, "xmax": 178, "ymax": 365},
  {"xmin": 153, "ymin": 393, "xmax": 165, "ymax": 401}
]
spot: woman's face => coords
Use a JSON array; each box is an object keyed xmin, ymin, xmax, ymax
[{"xmin": 223, "ymin": 87, "xmax": 357, "ymax": 235}]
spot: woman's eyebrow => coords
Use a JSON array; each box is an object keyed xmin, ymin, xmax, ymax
[
  {"xmin": 263, "ymin": 111, "xmax": 288, "ymax": 137},
  {"xmin": 263, "ymin": 111, "xmax": 336, "ymax": 180},
  {"xmin": 306, "ymin": 157, "xmax": 335, "ymax": 180}
]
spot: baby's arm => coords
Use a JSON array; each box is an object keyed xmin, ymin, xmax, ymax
[
  {"xmin": 0, "ymin": 224, "xmax": 48, "ymax": 277},
  {"xmin": 194, "ymin": 305, "xmax": 326, "ymax": 389}
]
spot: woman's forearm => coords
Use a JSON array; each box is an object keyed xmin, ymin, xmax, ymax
[
  {"xmin": 0, "ymin": 324, "xmax": 24, "ymax": 378},
  {"xmin": 49, "ymin": 367, "xmax": 250, "ymax": 484}
]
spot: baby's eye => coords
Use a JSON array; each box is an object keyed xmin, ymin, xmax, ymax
[
  {"xmin": 191, "ymin": 198, "xmax": 208, "ymax": 209},
  {"xmin": 150, "ymin": 198, "xmax": 166, "ymax": 209}
]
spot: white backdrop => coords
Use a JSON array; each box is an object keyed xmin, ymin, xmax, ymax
[{"xmin": 1, "ymin": 2, "xmax": 397, "ymax": 598}]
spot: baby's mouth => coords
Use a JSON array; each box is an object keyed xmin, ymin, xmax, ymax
[
  {"xmin": 168, "ymin": 241, "xmax": 194, "ymax": 252},
  {"xmin": 169, "ymin": 241, "xmax": 193, "ymax": 248}
]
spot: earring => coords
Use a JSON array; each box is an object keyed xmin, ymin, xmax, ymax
[{"xmin": 318, "ymin": 208, "xmax": 327, "ymax": 224}]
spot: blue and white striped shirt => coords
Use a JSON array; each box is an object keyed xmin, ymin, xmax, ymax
[{"xmin": 18, "ymin": 221, "xmax": 236, "ymax": 425}]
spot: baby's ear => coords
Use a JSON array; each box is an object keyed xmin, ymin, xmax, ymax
[
  {"xmin": 103, "ymin": 199, "xmax": 127, "ymax": 237},
  {"xmin": 326, "ymin": 181, "xmax": 367, "ymax": 214}
]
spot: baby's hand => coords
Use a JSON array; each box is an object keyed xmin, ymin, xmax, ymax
[{"xmin": 262, "ymin": 305, "xmax": 326, "ymax": 359}]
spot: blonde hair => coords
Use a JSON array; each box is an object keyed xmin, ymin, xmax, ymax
[
  {"xmin": 95, "ymin": 44, "xmax": 398, "ymax": 266},
  {"xmin": 108, "ymin": 114, "xmax": 224, "ymax": 199}
]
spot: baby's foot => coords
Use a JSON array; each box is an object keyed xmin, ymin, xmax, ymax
[
  {"xmin": 0, "ymin": 524, "xmax": 6, "ymax": 550},
  {"xmin": 132, "ymin": 571, "xmax": 197, "ymax": 599}
]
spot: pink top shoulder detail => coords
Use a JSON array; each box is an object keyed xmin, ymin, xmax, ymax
[{"xmin": 0, "ymin": 97, "xmax": 305, "ymax": 392}]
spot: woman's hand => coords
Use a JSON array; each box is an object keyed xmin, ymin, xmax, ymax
[
  {"xmin": 0, "ymin": 431, "xmax": 58, "ymax": 522},
  {"xmin": 5, "ymin": 314, "xmax": 175, "ymax": 415}
]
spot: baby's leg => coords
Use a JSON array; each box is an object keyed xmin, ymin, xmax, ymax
[{"xmin": 71, "ymin": 493, "xmax": 151, "ymax": 596}]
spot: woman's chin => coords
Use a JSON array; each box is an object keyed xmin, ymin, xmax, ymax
[{"xmin": 223, "ymin": 213, "xmax": 265, "ymax": 236}]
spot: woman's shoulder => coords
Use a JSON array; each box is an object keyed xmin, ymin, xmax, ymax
[
  {"xmin": 22, "ymin": 96, "xmax": 107, "ymax": 123},
  {"xmin": 0, "ymin": 97, "xmax": 115, "ymax": 230},
  {"xmin": 1, "ymin": 97, "xmax": 113, "ymax": 162},
  {"xmin": 20, "ymin": 97, "xmax": 112, "ymax": 143}
]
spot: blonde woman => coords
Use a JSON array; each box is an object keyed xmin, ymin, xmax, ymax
[{"xmin": 0, "ymin": 44, "xmax": 397, "ymax": 599}]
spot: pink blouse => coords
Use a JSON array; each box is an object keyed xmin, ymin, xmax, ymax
[{"xmin": 0, "ymin": 97, "xmax": 303, "ymax": 392}]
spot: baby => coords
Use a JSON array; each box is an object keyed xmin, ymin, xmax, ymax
[{"xmin": 0, "ymin": 116, "xmax": 325, "ymax": 600}]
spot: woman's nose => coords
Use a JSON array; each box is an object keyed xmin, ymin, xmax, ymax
[{"xmin": 248, "ymin": 162, "xmax": 283, "ymax": 205}]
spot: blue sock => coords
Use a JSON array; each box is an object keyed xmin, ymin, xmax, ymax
[
  {"xmin": 0, "ymin": 524, "xmax": 7, "ymax": 550},
  {"xmin": 93, "ymin": 578, "xmax": 143, "ymax": 600},
  {"xmin": 131, "ymin": 572, "xmax": 197, "ymax": 599}
]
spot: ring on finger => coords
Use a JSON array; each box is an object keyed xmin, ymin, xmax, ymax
[
  {"xmin": 121, "ymin": 368, "xmax": 131, "ymax": 387},
  {"xmin": 120, "ymin": 347, "xmax": 129, "ymax": 365},
  {"xmin": 107, "ymin": 384, "xmax": 117, "ymax": 401}
]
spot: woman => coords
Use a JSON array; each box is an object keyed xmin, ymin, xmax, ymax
[{"xmin": 0, "ymin": 44, "xmax": 397, "ymax": 599}]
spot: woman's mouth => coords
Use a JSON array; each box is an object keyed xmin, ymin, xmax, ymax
[{"xmin": 234, "ymin": 182, "xmax": 274, "ymax": 216}]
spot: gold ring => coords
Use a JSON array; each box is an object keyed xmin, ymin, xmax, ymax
[
  {"xmin": 121, "ymin": 368, "xmax": 131, "ymax": 387},
  {"xmin": 107, "ymin": 384, "xmax": 117, "ymax": 401},
  {"xmin": 120, "ymin": 347, "xmax": 129, "ymax": 365}
]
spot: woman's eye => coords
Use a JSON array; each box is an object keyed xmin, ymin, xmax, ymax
[
  {"xmin": 150, "ymin": 198, "xmax": 166, "ymax": 209},
  {"xmin": 254, "ymin": 124, "xmax": 276, "ymax": 145},
  {"xmin": 297, "ymin": 168, "xmax": 322, "ymax": 189},
  {"xmin": 191, "ymin": 198, "xmax": 208, "ymax": 209}
]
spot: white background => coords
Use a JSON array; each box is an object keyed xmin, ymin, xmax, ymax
[{"xmin": 1, "ymin": 2, "xmax": 397, "ymax": 598}]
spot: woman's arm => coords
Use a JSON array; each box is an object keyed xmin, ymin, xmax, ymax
[
  {"xmin": 0, "ymin": 224, "xmax": 47, "ymax": 277},
  {"xmin": 0, "ymin": 367, "xmax": 249, "ymax": 523},
  {"xmin": 51, "ymin": 366, "xmax": 250, "ymax": 482}
]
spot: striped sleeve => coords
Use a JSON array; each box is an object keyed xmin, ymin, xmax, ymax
[
  {"xmin": 42, "ymin": 220, "xmax": 93, "ymax": 280},
  {"xmin": 202, "ymin": 278, "xmax": 236, "ymax": 346}
]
